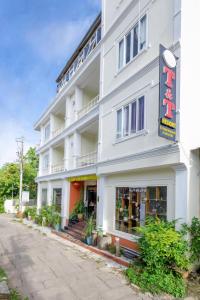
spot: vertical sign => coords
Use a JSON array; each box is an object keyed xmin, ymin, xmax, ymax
[{"xmin": 159, "ymin": 45, "xmax": 177, "ymax": 141}]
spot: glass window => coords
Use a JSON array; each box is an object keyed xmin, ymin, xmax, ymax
[
  {"xmin": 138, "ymin": 96, "xmax": 145, "ymax": 131},
  {"xmin": 53, "ymin": 188, "xmax": 62, "ymax": 212},
  {"xmin": 117, "ymin": 109, "xmax": 122, "ymax": 138},
  {"xmin": 115, "ymin": 186, "xmax": 167, "ymax": 234},
  {"xmin": 44, "ymin": 124, "xmax": 50, "ymax": 141},
  {"xmin": 140, "ymin": 15, "xmax": 147, "ymax": 50},
  {"xmin": 126, "ymin": 32, "xmax": 131, "ymax": 64},
  {"xmin": 118, "ymin": 39, "xmax": 124, "ymax": 69},
  {"xmin": 123, "ymin": 105, "xmax": 129, "ymax": 136},
  {"xmin": 97, "ymin": 27, "xmax": 101, "ymax": 43},
  {"xmin": 133, "ymin": 23, "xmax": 139, "ymax": 57},
  {"xmin": 42, "ymin": 189, "xmax": 47, "ymax": 206},
  {"xmin": 43, "ymin": 154, "xmax": 49, "ymax": 170},
  {"xmin": 131, "ymin": 101, "xmax": 137, "ymax": 133}
]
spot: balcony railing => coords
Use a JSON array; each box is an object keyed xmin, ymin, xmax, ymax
[
  {"xmin": 51, "ymin": 163, "xmax": 65, "ymax": 174},
  {"xmin": 57, "ymin": 25, "xmax": 101, "ymax": 93},
  {"xmin": 52, "ymin": 127, "xmax": 65, "ymax": 138},
  {"xmin": 76, "ymin": 151, "xmax": 97, "ymax": 168},
  {"xmin": 78, "ymin": 95, "xmax": 99, "ymax": 119}
]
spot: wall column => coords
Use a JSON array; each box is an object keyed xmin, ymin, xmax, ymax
[
  {"xmin": 65, "ymin": 96, "xmax": 70, "ymax": 128},
  {"xmin": 97, "ymin": 176, "xmax": 106, "ymax": 229},
  {"xmin": 174, "ymin": 165, "xmax": 189, "ymax": 226},
  {"xmin": 75, "ymin": 86, "xmax": 83, "ymax": 121},
  {"xmin": 37, "ymin": 182, "xmax": 42, "ymax": 213},
  {"xmin": 73, "ymin": 131, "xmax": 81, "ymax": 168},
  {"xmin": 47, "ymin": 181, "xmax": 52, "ymax": 205},
  {"xmin": 61, "ymin": 179, "xmax": 70, "ymax": 229},
  {"xmin": 49, "ymin": 147, "xmax": 53, "ymax": 174}
]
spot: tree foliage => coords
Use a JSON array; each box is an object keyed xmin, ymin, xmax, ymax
[{"xmin": 0, "ymin": 147, "xmax": 38, "ymax": 201}]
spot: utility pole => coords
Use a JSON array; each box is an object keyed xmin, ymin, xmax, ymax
[{"xmin": 16, "ymin": 137, "xmax": 24, "ymax": 211}]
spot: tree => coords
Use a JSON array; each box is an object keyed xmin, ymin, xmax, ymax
[{"xmin": 0, "ymin": 147, "xmax": 39, "ymax": 200}]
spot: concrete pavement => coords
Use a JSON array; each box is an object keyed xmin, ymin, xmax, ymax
[{"xmin": 0, "ymin": 214, "xmax": 144, "ymax": 300}]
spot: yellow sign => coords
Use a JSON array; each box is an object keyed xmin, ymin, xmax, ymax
[{"xmin": 67, "ymin": 175, "xmax": 98, "ymax": 182}]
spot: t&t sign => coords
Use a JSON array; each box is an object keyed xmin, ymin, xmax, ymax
[{"xmin": 159, "ymin": 45, "xmax": 177, "ymax": 141}]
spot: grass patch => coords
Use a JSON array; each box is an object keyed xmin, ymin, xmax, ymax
[
  {"xmin": 10, "ymin": 289, "xmax": 29, "ymax": 300},
  {"xmin": 0, "ymin": 267, "xmax": 7, "ymax": 282}
]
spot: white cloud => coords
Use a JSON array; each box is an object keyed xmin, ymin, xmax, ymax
[{"xmin": 26, "ymin": 17, "xmax": 95, "ymax": 63}]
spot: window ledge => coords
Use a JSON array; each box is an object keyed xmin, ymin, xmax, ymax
[
  {"xmin": 113, "ymin": 129, "xmax": 148, "ymax": 145},
  {"xmin": 115, "ymin": 47, "xmax": 148, "ymax": 78}
]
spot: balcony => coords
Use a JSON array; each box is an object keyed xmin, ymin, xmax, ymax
[
  {"xmin": 52, "ymin": 126, "xmax": 65, "ymax": 138},
  {"xmin": 78, "ymin": 95, "xmax": 99, "ymax": 119},
  {"xmin": 57, "ymin": 24, "xmax": 101, "ymax": 93},
  {"xmin": 51, "ymin": 163, "xmax": 65, "ymax": 174},
  {"xmin": 76, "ymin": 151, "xmax": 97, "ymax": 168}
]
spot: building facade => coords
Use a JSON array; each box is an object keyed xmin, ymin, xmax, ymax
[{"xmin": 34, "ymin": 0, "xmax": 200, "ymax": 249}]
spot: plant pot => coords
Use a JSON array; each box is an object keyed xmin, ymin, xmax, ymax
[
  {"xmin": 78, "ymin": 213, "xmax": 83, "ymax": 221},
  {"xmin": 28, "ymin": 215, "xmax": 31, "ymax": 221},
  {"xmin": 54, "ymin": 224, "xmax": 60, "ymax": 231},
  {"xmin": 86, "ymin": 236, "xmax": 93, "ymax": 245},
  {"xmin": 123, "ymin": 217, "xmax": 128, "ymax": 222},
  {"xmin": 92, "ymin": 231, "xmax": 98, "ymax": 246},
  {"xmin": 97, "ymin": 235, "xmax": 112, "ymax": 250}
]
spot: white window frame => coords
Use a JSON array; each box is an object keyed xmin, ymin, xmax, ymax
[
  {"xmin": 43, "ymin": 154, "xmax": 49, "ymax": 170},
  {"xmin": 117, "ymin": 13, "xmax": 147, "ymax": 71},
  {"xmin": 116, "ymin": 96, "xmax": 146, "ymax": 140}
]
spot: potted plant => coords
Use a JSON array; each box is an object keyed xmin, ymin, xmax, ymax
[
  {"xmin": 76, "ymin": 200, "xmax": 84, "ymax": 221},
  {"xmin": 84, "ymin": 216, "xmax": 95, "ymax": 245},
  {"xmin": 97, "ymin": 226, "xmax": 112, "ymax": 250},
  {"xmin": 53, "ymin": 212, "xmax": 61, "ymax": 231}
]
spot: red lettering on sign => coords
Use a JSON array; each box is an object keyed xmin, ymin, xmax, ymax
[
  {"xmin": 163, "ymin": 66, "xmax": 175, "ymax": 88},
  {"xmin": 163, "ymin": 98, "xmax": 176, "ymax": 119},
  {"xmin": 165, "ymin": 88, "xmax": 173, "ymax": 100}
]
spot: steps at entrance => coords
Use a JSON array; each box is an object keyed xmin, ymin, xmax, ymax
[{"xmin": 63, "ymin": 221, "xmax": 86, "ymax": 241}]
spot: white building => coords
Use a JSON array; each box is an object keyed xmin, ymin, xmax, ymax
[{"xmin": 34, "ymin": 0, "xmax": 200, "ymax": 250}]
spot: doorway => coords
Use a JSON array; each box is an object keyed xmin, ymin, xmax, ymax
[{"xmin": 86, "ymin": 185, "xmax": 97, "ymax": 219}]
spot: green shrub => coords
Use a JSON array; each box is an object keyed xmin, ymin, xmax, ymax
[
  {"xmin": 0, "ymin": 267, "xmax": 7, "ymax": 282},
  {"xmin": 125, "ymin": 218, "xmax": 189, "ymax": 298},
  {"xmin": 23, "ymin": 207, "xmax": 37, "ymax": 220},
  {"xmin": 0, "ymin": 199, "xmax": 4, "ymax": 214},
  {"xmin": 187, "ymin": 217, "xmax": 200, "ymax": 264}
]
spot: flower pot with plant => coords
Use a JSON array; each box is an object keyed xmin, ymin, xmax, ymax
[
  {"xmin": 84, "ymin": 216, "xmax": 95, "ymax": 245},
  {"xmin": 97, "ymin": 226, "xmax": 112, "ymax": 249},
  {"xmin": 123, "ymin": 208, "xmax": 129, "ymax": 222},
  {"xmin": 53, "ymin": 212, "xmax": 61, "ymax": 231}
]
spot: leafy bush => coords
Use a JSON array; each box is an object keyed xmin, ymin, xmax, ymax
[
  {"xmin": 187, "ymin": 217, "xmax": 200, "ymax": 264},
  {"xmin": 0, "ymin": 199, "xmax": 4, "ymax": 213},
  {"xmin": 125, "ymin": 218, "xmax": 189, "ymax": 298},
  {"xmin": 0, "ymin": 267, "xmax": 7, "ymax": 282},
  {"xmin": 23, "ymin": 207, "xmax": 37, "ymax": 220},
  {"xmin": 84, "ymin": 216, "xmax": 95, "ymax": 237}
]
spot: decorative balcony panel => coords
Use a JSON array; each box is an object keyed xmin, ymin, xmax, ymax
[
  {"xmin": 76, "ymin": 151, "xmax": 97, "ymax": 168},
  {"xmin": 57, "ymin": 26, "xmax": 101, "ymax": 93},
  {"xmin": 52, "ymin": 127, "xmax": 65, "ymax": 138},
  {"xmin": 51, "ymin": 163, "xmax": 65, "ymax": 174},
  {"xmin": 78, "ymin": 95, "xmax": 99, "ymax": 119}
]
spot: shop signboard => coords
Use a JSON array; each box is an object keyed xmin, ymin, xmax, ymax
[{"xmin": 159, "ymin": 45, "xmax": 177, "ymax": 141}]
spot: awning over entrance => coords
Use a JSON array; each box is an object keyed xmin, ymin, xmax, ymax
[{"xmin": 67, "ymin": 174, "xmax": 98, "ymax": 182}]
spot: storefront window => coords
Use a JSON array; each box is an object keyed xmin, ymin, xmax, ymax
[
  {"xmin": 53, "ymin": 188, "xmax": 62, "ymax": 212},
  {"xmin": 115, "ymin": 186, "xmax": 167, "ymax": 234}
]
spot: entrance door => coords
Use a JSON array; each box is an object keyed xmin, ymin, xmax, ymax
[
  {"xmin": 53, "ymin": 188, "xmax": 62, "ymax": 212},
  {"xmin": 86, "ymin": 186, "xmax": 97, "ymax": 219}
]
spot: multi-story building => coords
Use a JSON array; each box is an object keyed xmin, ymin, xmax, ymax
[{"xmin": 34, "ymin": 0, "xmax": 200, "ymax": 250}]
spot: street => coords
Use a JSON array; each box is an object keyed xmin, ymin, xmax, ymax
[{"xmin": 0, "ymin": 215, "xmax": 141, "ymax": 300}]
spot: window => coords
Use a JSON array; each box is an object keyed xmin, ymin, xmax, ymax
[
  {"xmin": 126, "ymin": 32, "xmax": 131, "ymax": 63},
  {"xmin": 117, "ymin": 109, "xmax": 122, "ymax": 138},
  {"xmin": 53, "ymin": 188, "xmax": 62, "ymax": 212},
  {"xmin": 138, "ymin": 96, "xmax": 145, "ymax": 131},
  {"xmin": 115, "ymin": 186, "xmax": 167, "ymax": 234},
  {"xmin": 118, "ymin": 39, "xmax": 124, "ymax": 69},
  {"xmin": 43, "ymin": 154, "xmax": 49, "ymax": 170},
  {"xmin": 116, "ymin": 96, "xmax": 145, "ymax": 139},
  {"xmin": 42, "ymin": 189, "xmax": 47, "ymax": 206},
  {"xmin": 123, "ymin": 105, "xmax": 129, "ymax": 136},
  {"xmin": 118, "ymin": 14, "xmax": 147, "ymax": 69},
  {"xmin": 44, "ymin": 123, "xmax": 50, "ymax": 141}
]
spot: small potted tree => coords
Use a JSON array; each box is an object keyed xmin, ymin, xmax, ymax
[
  {"xmin": 53, "ymin": 212, "xmax": 61, "ymax": 231},
  {"xmin": 84, "ymin": 216, "xmax": 95, "ymax": 245}
]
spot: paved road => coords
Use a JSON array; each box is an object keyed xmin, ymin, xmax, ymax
[{"xmin": 0, "ymin": 215, "xmax": 142, "ymax": 300}]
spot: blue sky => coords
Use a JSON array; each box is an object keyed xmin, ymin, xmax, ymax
[{"xmin": 0, "ymin": 0, "xmax": 101, "ymax": 165}]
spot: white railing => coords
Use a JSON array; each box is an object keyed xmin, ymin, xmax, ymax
[
  {"xmin": 51, "ymin": 163, "xmax": 65, "ymax": 174},
  {"xmin": 52, "ymin": 127, "xmax": 65, "ymax": 138},
  {"xmin": 76, "ymin": 151, "xmax": 97, "ymax": 168},
  {"xmin": 39, "ymin": 168, "xmax": 49, "ymax": 177},
  {"xmin": 57, "ymin": 25, "xmax": 101, "ymax": 93},
  {"xmin": 78, "ymin": 95, "xmax": 99, "ymax": 119}
]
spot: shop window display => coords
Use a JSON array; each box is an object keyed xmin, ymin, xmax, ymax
[{"xmin": 115, "ymin": 186, "xmax": 167, "ymax": 234}]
